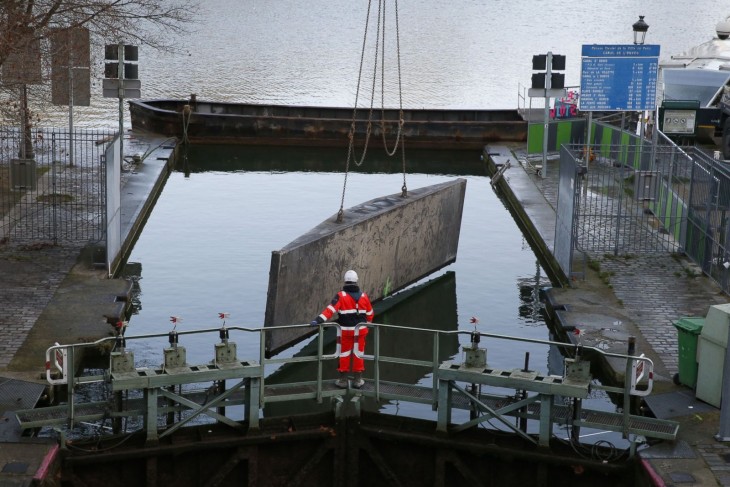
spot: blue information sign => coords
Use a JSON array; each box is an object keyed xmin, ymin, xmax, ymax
[{"xmin": 579, "ymin": 44, "xmax": 660, "ymax": 111}]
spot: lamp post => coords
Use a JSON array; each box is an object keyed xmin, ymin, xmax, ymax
[
  {"xmin": 633, "ymin": 15, "xmax": 649, "ymax": 45},
  {"xmin": 633, "ymin": 16, "xmax": 650, "ymax": 166}
]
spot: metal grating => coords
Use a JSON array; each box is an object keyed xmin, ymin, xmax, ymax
[{"xmin": 0, "ymin": 377, "xmax": 46, "ymax": 412}]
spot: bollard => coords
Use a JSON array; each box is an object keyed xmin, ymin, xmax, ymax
[{"xmin": 623, "ymin": 336, "xmax": 636, "ymax": 439}]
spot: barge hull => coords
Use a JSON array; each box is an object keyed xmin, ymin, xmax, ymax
[{"xmin": 129, "ymin": 99, "xmax": 527, "ymax": 149}]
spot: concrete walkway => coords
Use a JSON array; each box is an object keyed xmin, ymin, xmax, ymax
[{"xmin": 487, "ymin": 143, "xmax": 730, "ymax": 486}]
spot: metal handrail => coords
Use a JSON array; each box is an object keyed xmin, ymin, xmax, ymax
[
  {"xmin": 45, "ymin": 322, "xmax": 653, "ymax": 387},
  {"xmin": 44, "ymin": 322, "xmax": 653, "ymax": 422}
]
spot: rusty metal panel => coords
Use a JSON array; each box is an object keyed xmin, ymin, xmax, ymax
[
  {"xmin": 51, "ymin": 67, "xmax": 91, "ymax": 106},
  {"xmin": 50, "ymin": 28, "xmax": 91, "ymax": 106},
  {"xmin": 264, "ymin": 178, "xmax": 466, "ymax": 355},
  {"xmin": 1, "ymin": 33, "xmax": 42, "ymax": 85}
]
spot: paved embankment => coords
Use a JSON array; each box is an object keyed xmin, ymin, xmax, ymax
[
  {"xmin": 0, "ymin": 130, "xmax": 175, "ymax": 486},
  {"xmin": 486, "ymin": 143, "xmax": 730, "ymax": 487}
]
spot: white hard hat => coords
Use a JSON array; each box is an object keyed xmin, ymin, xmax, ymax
[{"xmin": 344, "ymin": 270, "xmax": 358, "ymax": 283}]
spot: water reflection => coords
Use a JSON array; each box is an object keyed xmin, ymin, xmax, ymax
[{"xmin": 176, "ymin": 145, "xmax": 486, "ymax": 176}]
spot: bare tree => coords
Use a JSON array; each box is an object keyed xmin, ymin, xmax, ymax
[{"xmin": 0, "ymin": 1, "xmax": 198, "ymax": 71}]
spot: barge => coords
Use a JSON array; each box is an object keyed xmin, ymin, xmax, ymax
[
  {"xmin": 658, "ymin": 18, "xmax": 730, "ymax": 154},
  {"xmin": 128, "ymin": 97, "xmax": 528, "ymax": 149}
]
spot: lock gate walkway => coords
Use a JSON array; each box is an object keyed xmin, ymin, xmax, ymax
[{"xmin": 12, "ymin": 323, "xmax": 679, "ymax": 486}]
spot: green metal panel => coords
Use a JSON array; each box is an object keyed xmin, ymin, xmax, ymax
[
  {"xmin": 528, "ymin": 120, "xmax": 587, "ymax": 154},
  {"xmin": 527, "ymin": 123, "xmax": 544, "ymax": 154},
  {"xmin": 633, "ymin": 144, "xmax": 643, "ymax": 169},
  {"xmin": 556, "ymin": 121, "xmax": 573, "ymax": 148},
  {"xmin": 673, "ymin": 195, "xmax": 686, "ymax": 241},
  {"xmin": 600, "ymin": 126, "xmax": 613, "ymax": 158},
  {"xmin": 619, "ymin": 132, "xmax": 630, "ymax": 165},
  {"xmin": 589, "ymin": 122, "xmax": 596, "ymax": 144},
  {"xmin": 688, "ymin": 219, "xmax": 709, "ymax": 264}
]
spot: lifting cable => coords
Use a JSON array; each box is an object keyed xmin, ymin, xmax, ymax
[{"xmin": 338, "ymin": 0, "xmax": 407, "ymax": 223}]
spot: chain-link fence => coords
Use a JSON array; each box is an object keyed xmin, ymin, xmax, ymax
[{"xmin": 0, "ymin": 126, "xmax": 114, "ymax": 244}]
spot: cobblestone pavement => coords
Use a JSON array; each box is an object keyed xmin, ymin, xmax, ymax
[{"xmin": 0, "ymin": 242, "xmax": 82, "ymax": 369}]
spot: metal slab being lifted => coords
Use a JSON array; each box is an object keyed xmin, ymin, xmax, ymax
[{"xmin": 264, "ymin": 178, "xmax": 466, "ymax": 356}]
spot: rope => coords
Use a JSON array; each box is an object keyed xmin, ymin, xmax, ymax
[
  {"xmin": 338, "ymin": 0, "xmax": 408, "ymax": 222},
  {"xmin": 181, "ymin": 105, "xmax": 192, "ymax": 145}
]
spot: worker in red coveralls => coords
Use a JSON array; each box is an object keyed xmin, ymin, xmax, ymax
[{"xmin": 311, "ymin": 270, "xmax": 374, "ymax": 388}]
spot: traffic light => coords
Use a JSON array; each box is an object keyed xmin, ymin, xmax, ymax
[
  {"xmin": 103, "ymin": 44, "xmax": 141, "ymax": 98},
  {"xmin": 531, "ymin": 53, "xmax": 565, "ymax": 89},
  {"xmin": 104, "ymin": 44, "xmax": 138, "ymax": 79}
]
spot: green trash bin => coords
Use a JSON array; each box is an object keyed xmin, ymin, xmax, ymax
[{"xmin": 672, "ymin": 317, "xmax": 705, "ymax": 389}]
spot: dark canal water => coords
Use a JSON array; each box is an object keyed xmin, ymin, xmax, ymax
[{"xmin": 120, "ymin": 144, "xmax": 616, "ymax": 443}]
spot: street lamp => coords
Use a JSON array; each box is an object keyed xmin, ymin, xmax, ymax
[
  {"xmin": 632, "ymin": 15, "xmax": 651, "ymax": 168},
  {"xmin": 633, "ymin": 16, "xmax": 649, "ymax": 45}
]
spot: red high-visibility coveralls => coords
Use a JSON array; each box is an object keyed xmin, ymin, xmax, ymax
[{"xmin": 316, "ymin": 289, "xmax": 374, "ymax": 372}]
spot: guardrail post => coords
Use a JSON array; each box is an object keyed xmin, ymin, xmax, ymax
[
  {"xmin": 623, "ymin": 336, "xmax": 636, "ymax": 438},
  {"xmin": 374, "ymin": 324, "xmax": 380, "ymax": 401},
  {"xmin": 436, "ymin": 378, "xmax": 452, "ymax": 432},
  {"xmin": 538, "ymin": 393, "xmax": 554, "ymax": 447},
  {"xmin": 246, "ymin": 377, "xmax": 261, "ymax": 430},
  {"xmin": 145, "ymin": 387, "xmax": 159, "ymax": 445},
  {"xmin": 316, "ymin": 325, "xmax": 324, "ymax": 403},
  {"xmin": 67, "ymin": 346, "xmax": 75, "ymax": 429},
  {"xmin": 432, "ymin": 332, "xmax": 439, "ymax": 411}
]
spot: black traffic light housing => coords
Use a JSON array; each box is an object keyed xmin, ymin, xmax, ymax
[
  {"xmin": 104, "ymin": 44, "xmax": 138, "ymax": 79},
  {"xmin": 531, "ymin": 54, "xmax": 565, "ymax": 89}
]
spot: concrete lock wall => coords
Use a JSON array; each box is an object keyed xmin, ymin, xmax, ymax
[{"xmin": 264, "ymin": 178, "xmax": 467, "ymax": 355}]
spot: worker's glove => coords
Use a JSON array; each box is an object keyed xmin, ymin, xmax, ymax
[{"xmin": 310, "ymin": 320, "xmax": 319, "ymax": 327}]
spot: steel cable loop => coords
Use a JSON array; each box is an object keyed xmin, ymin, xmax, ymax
[
  {"xmin": 339, "ymin": 0, "xmax": 374, "ymax": 220},
  {"xmin": 379, "ymin": 0, "xmax": 404, "ymax": 158},
  {"xmin": 395, "ymin": 0, "xmax": 407, "ymax": 195},
  {"xmin": 339, "ymin": 0, "xmax": 407, "ymax": 220},
  {"xmin": 352, "ymin": 0, "xmax": 383, "ymax": 168},
  {"xmin": 376, "ymin": 0, "xmax": 407, "ymax": 198},
  {"xmin": 379, "ymin": 0, "xmax": 393, "ymax": 153}
]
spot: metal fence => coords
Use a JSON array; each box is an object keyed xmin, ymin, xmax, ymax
[
  {"xmin": 0, "ymin": 126, "xmax": 115, "ymax": 244},
  {"xmin": 557, "ymin": 127, "xmax": 730, "ymax": 295},
  {"xmin": 683, "ymin": 147, "xmax": 730, "ymax": 293},
  {"xmin": 572, "ymin": 142, "xmax": 686, "ymax": 256}
]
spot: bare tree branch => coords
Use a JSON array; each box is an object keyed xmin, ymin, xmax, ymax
[{"xmin": 0, "ymin": 0, "xmax": 198, "ymax": 70}]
